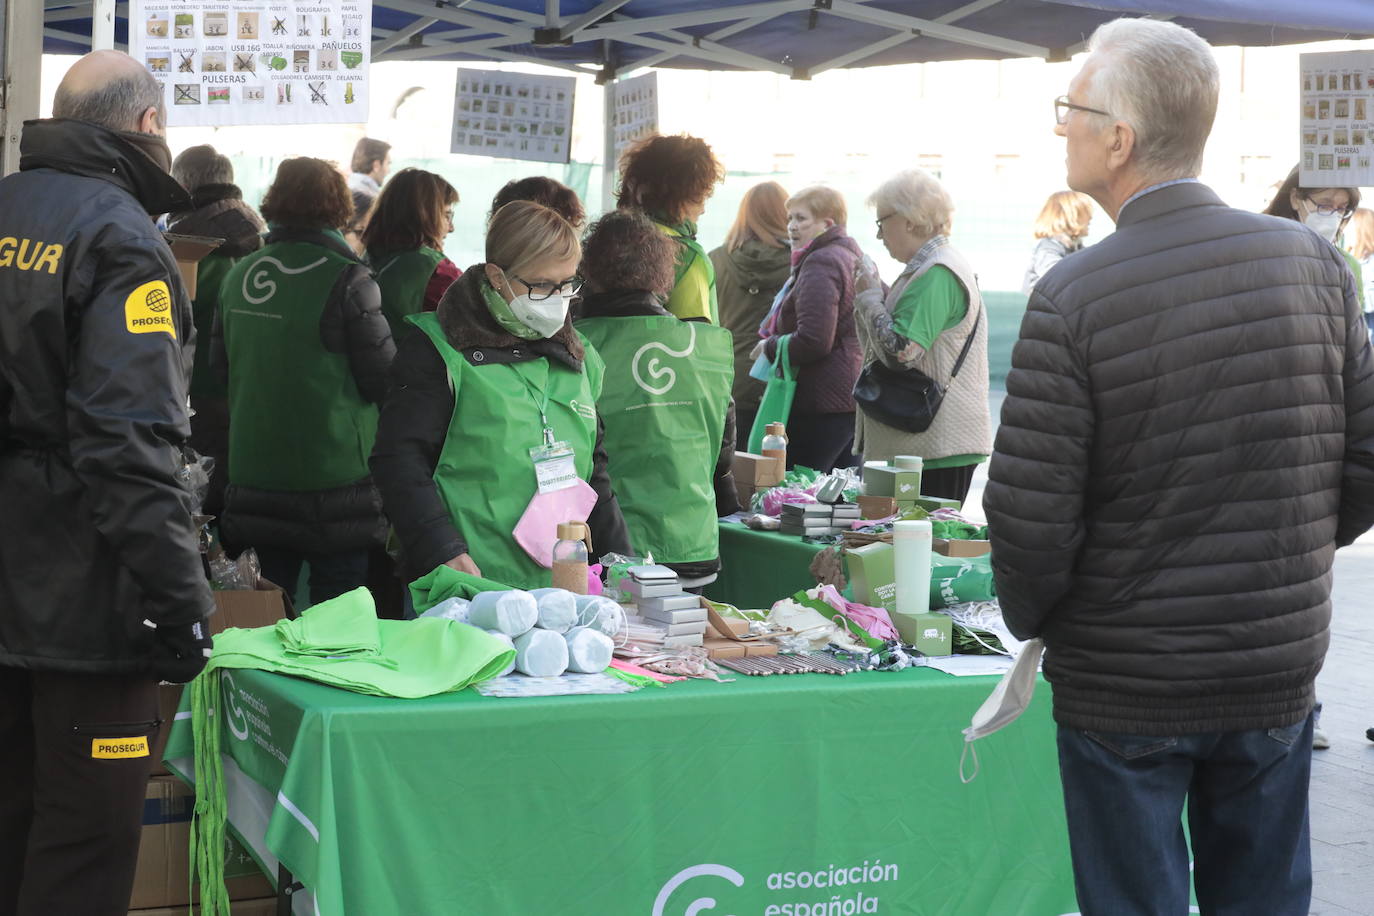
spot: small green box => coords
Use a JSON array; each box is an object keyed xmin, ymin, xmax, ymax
[
  {"xmin": 892, "ymin": 612, "xmax": 953, "ymax": 655},
  {"xmin": 846, "ymin": 541, "xmax": 896, "ymax": 613},
  {"xmin": 913, "ymin": 495, "xmax": 961, "ymax": 512},
  {"xmin": 864, "ymin": 466, "xmax": 921, "ymax": 500}
]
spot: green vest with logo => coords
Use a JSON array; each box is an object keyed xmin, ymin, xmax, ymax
[
  {"xmin": 220, "ymin": 238, "xmax": 377, "ymax": 491},
  {"xmin": 575, "ymin": 315, "xmax": 733, "ymax": 564},
  {"xmin": 412, "ymin": 312, "xmax": 602, "ymax": 590},
  {"xmin": 371, "ymin": 246, "xmax": 444, "ymax": 342}
]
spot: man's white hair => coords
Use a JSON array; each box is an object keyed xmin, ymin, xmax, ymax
[{"xmin": 1086, "ymin": 18, "xmax": 1220, "ymax": 180}]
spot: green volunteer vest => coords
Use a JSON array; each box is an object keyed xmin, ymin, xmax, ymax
[
  {"xmin": 189, "ymin": 252, "xmax": 234, "ymax": 401},
  {"xmin": 371, "ymin": 246, "xmax": 444, "ymax": 342},
  {"xmin": 656, "ymin": 219, "xmax": 719, "ymax": 324},
  {"xmin": 412, "ymin": 312, "xmax": 602, "ymax": 590},
  {"xmin": 575, "ymin": 315, "xmax": 733, "ymax": 564},
  {"xmin": 220, "ymin": 238, "xmax": 377, "ymax": 491}
]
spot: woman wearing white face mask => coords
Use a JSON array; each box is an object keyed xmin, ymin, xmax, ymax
[
  {"xmin": 1263, "ymin": 165, "xmax": 1365, "ymax": 313},
  {"xmin": 370, "ymin": 201, "xmax": 631, "ymax": 592}
]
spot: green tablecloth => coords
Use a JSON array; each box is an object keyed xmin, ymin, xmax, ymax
[
  {"xmin": 167, "ymin": 665, "xmax": 1076, "ymax": 916},
  {"xmin": 707, "ymin": 520, "xmax": 829, "ymax": 610}
]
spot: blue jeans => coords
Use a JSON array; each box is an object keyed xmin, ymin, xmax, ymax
[
  {"xmin": 1056, "ymin": 715, "xmax": 1313, "ymax": 916},
  {"xmin": 256, "ymin": 547, "xmax": 370, "ymax": 609}
]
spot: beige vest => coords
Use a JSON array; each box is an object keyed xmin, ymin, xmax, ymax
[{"xmin": 854, "ymin": 243, "xmax": 991, "ymax": 463}]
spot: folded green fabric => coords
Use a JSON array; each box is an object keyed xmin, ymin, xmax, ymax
[
  {"xmin": 930, "ymin": 520, "xmax": 988, "ymax": 540},
  {"xmin": 410, "ymin": 564, "xmax": 518, "ymax": 615},
  {"xmin": 189, "ymin": 593, "xmax": 515, "ymax": 916},
  {"xmin": 274, "ymin": 587, "xmax": 381, "ymax": 658}
]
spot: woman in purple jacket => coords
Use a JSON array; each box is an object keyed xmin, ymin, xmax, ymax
[{"xmin": 753, "ymin": 185, "xmax": 864, "ymax": 471}]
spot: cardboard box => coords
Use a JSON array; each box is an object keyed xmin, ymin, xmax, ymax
[
  {"xmin": 705, "ymin": 615, "xmax": 750, "ymax": 639},
  {"xmin": 933, "ymin": 538, "xmax": 991, "ymax": 558},
  {"xmin": 846, "ymin": 541, "xmax": 896, "ymax": 613},
  {"xmin": 857, "ymin": 495, "xmax": 896, "ymax": 519},
  {"xmin": 163, "ymin": 233, "xmax": 223, "ymax": 299},
  {"xmin": 703, "ymin": 637, "xmax": 778, "ymax": 659},
  {"xmin": 733, "ymin": 450, "xmax": 784, "ymax": 494},
  {"xmin": 891, "ymin": 612, "xmax": 953, "ymax": 656},
  {"xmin": 130, "ymin": 777, "xmax": 274, "ymax": 909},
  {"xmin": 150, "ymin": 580, "xmax": 288, "ymax": 776},
  {"xmin": 130, "ymin": 897, "xmax": 279, "ymax": 916}
]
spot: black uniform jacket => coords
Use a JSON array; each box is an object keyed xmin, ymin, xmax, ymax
[{"xmin": 0, "ymin": 118, "xmax": 214, "ymax": 673}]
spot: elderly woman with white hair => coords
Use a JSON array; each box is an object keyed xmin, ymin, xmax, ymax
[{"xmin": 852, "ymin": 169, "xmax": 990, "ymax": 503}]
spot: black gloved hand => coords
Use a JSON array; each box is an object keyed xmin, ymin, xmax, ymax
[{"xmin": 144, "ymin": 616, "xmax": 214, "ymax": 684}]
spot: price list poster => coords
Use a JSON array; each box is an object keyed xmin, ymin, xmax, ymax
[
  {"xmin": 132, "ymin": 0, "xmax": 371, "ymax": 126},
  {"xmin": 612, "ymin": 71, "xmax": 659, "ymax": 163},
  {"xmin": 1300, "ymin": 50, "xmax": 1374, "ymax": 187},
  {"xmin": 452, "ymin": 68, "xmax": 575, "ymax": 163}
]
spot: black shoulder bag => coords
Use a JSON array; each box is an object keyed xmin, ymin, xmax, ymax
[{"xmin": 852, "ymin": 307, "xmax": 981, "ymax": 433}]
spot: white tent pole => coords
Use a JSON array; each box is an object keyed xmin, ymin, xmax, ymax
[
  {"xmin": 91, "ymin": 0, "xmax": 115, "ymax": 50},
  {"xmin": 604, "ymin": 62, "xmax": 621, "ymax": 216},
  {"xmin": 2, "ymin": 0, "xmax": 42, "ymax": 175}
]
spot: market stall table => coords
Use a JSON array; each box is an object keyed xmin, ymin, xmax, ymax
[
  {"xmin": 167, "ymin": 664, "xmax": 1077, "ymax": 915},
  {"xmin": 706, "ymin": 520, "xmax": 833, "ymax": 610}
]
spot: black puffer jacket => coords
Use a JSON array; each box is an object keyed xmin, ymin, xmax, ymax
[
  {"xmin": 985, "ymin": 182, "xmax": 1374, "ymax": 735},
  {"xmin": 0, "ymin": 118, "xmax": 213, "ymax": 673},
  {"xmin": 212, "ymin": 227, "xmax": 394, "ymax": 554},
  {"xmin": 371, "ymin": 268, "xmax": 632, "ymax": 582},
  {"xmin": 168, "ymin": 183, "xmax": 265, "ymax": 257}
]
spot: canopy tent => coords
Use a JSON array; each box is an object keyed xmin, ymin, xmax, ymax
[
  {"xmin": 11, "ymin": 0, "xmax": 1374, "ymax": 179},
  {"xmin": 37, "ymin": 0, "xmax": 1374, "ymax": 80}
]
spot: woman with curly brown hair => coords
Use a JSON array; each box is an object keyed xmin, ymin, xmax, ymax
[
  {"xmin": 213, "ymin": 156, "xmax": 395, "ymax": 604},
  {"xmin": 363, "ymin": 167, "xmax": 461, "ymax": 340},
  {"xmin": 616, "ymin": 134, "xmax": 725, "ymax": 323},
  {"xmin": 574, "ymin": 210, "xmax": 738, "ymax": 586}
]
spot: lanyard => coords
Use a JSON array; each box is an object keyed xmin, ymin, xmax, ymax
[{"xmin": 514, "ymin": 367, "xmax": 556, "ymax": 447}]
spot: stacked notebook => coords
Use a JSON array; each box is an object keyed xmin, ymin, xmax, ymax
[
  {"xmin": 624, "ymin": 566, "xmax": 706, "ymax": 647},
  {"xmin": 780, "ymin": 502, "xmax": 861, "ymax": 536}
]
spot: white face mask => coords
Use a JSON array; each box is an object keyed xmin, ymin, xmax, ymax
[
  {"xmin": 1302, "ymin": 206, "xmax": 1345, "ymax": 243},
  {"xmin": 959, "ymin": 637, "xmax": 1045, "ymax": 783},
  {"xmin": 508, "ymin": 290, "xmax": 570, "ymax": 339}
]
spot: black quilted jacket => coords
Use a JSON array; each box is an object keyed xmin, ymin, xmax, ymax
[{"xmin": 985, "ymin": 181, "xmax": 1374, "ymax": 735}]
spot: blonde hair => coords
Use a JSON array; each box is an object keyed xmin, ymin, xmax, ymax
[
  {"xmin": 1033, "ymin": 191, "xmax": 1094, "ymax": 240},
  {"xmin": 867, "ymin": 169, "xmax": 953, "ymax": 237},
  {"xmin": 485, "ymin": 200, "xmax": 580, "ymax": 275},
  {"xmin": 787, "ymin": 185, "xmax": 847, "ymax": 227},
  {"xmin": 1348, "ymin": 208, "xmax": 1374, "ymax": 261},
  {"xmin": 724, "ymin": 181, "xmax": 789, "ymax": 251}
]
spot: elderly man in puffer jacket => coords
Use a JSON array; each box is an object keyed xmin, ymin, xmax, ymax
[{"xmin": 985, "ymin": 18, "xmax": 1374, "ymax": 916}]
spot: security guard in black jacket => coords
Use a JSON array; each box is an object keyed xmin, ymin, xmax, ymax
[{"xmin": 0, "ymin": 51, "xmax": 215, "ymax": 916}]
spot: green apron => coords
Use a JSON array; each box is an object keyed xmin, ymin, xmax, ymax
[
  {"xmin": 656, "ymin": 219, "xmax": 719, "ymax": 324},
  {"xmin": 372, "ymin": 246, "xmax": 444, "ymax": 342},
  {"xmin": 576, "ymin": 315, "xmax": 732, "ymax": 564},
  {"xmin": 412, "ymin": 312, "xmax": 602, "ymax": 589},
  {"xmin": 189, "ymin": 251, "xmax": 234, "ymax": 401},
  {"xmin": 220, "ymin": 239, "xmax": 375, "ymax": 491}
]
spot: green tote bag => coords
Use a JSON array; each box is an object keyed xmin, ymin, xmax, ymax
[{"xmin": 747, "ymin": 334, "xmax": 796, "ymax": 453}]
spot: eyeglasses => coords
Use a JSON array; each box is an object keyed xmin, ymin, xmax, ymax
[
  {"xmin": 1302, "ymin": 198, "xmax": 1355, "ymax": 218},
  {"xmin": 1054, "ymin": 95, "xmax": 1112, "ymax": 125},
  {"xmin": 875, "ymin": 212, "xmax": 897, "ymax": 234},
  {"xmin": 508, "ymin": 273, "xmax": 580, "ymax": 301}
]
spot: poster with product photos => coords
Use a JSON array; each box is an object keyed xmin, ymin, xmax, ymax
[
  {"xmin": 451, "ymin": 68, "xmax": 575, "ymax": 163},
  {"xmin": 612, "ymin": 72, "xmax": 659, "ymax": 162},
  {"xmin": 131, "ymin": 0, "xmax": 370, "ymax": 126},
  {"xmin": 1299, "ymin": 50, "xmax": 1374, "ymax": 186}
]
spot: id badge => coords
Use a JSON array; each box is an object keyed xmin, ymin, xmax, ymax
[{"xmin": 530, "ymin": 441, "xmax": 578, "ymax": 494}]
